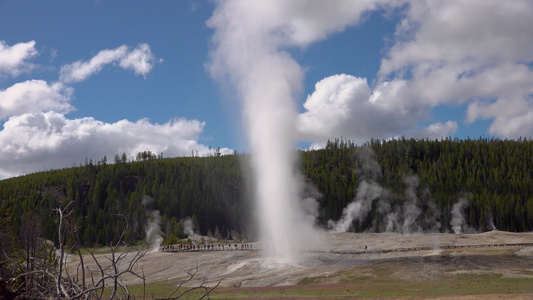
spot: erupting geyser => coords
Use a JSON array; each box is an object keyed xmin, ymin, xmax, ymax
[
  {"xmin": 206, "ymin": 1, "xmax": 328, "ymax": 261},
  {"xmin": 207, "ymin": 1, "xmax": 376, "ymax": 261}
]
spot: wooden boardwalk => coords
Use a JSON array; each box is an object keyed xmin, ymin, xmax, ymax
[
  {"xmin": 160, "ymin": 244, "xmax": 255, "ymax": 253},
  {"xmin": 329, "ymin": 242, "xmax": 533, "ymax": 255},
  {"xmin": 160, "ymin": 242, "xmax": 533, "ymax": 255}
]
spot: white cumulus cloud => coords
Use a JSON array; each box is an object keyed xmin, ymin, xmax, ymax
[
  {"xmin": 0, "ymin": 112, "xmax": 227, "ymax": 178},
  {"xmin": 466, "ymin": 97, "xmax": 533, "ymax": 138},
  {"xmin": 0, "ymin": 80, "xmax": 73, "ymax": 119},
  {"xmin": 375, "ymin": 0, "xmax": 533, "ymax": 138},
  {"xmin": 405, "ymin": 121, "xmax": 458, "ymax": 140},
  {"xmin": 0, "ymin": 40, "xmax": 38, "ymax": 77},
  {"xmin": 380, "ymin": 1, "xmax": 533, "ymax": 77},
  {"xmin": 119, "ymin": 43, "xmax": 159, "ymax": 76},
  {"xmin": 297, "ymin": 74, "xmax": 416, "ymax": 146},
  {"xmin": 59, "ymin": 44, "xmax": 158, "ymax": 83}
]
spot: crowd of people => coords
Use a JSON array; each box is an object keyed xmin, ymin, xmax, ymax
[{"xmin": 161, "ymin": 243, "xmax": 253, "ymax": 252}]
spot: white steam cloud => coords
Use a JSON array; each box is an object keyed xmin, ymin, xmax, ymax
[
  {"xmin": 181, "ymin": 217, "xmax": 197, "ymax": 237},
  {"xmin": 329, "ymin": 180, "xmax": 383, "ymax": 232},
  {"xmin": 450, "ymin": 198, "xmax": 470, "ymax": 235},
  {"xmin": 400, "ymin": 175, "xmax": 423, "ymax": 233},
  {"xmin": 206, "ymin": 0, "xmax": 381, "ymax": 261},
  {"xmin": 328, "ymin": 147, "xmax": 443, "ymax": 235},
  {"xmin": 145, "ymin": 210, "xmax": 163, "ymax": 251},
  {"xmin": 328, "ymin": 146, "xmax": 385, "ymax": 233},
  {"xmin": 141, "ymin": 196, "xmax": 163, "ymax": 251}
]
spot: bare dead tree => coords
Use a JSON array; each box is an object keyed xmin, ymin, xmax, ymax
[
  {"xmin": 6, "ymin": 237, "xmax": 58, "ymax": 298},
  {"xmin": 19, "ymin": 209, "xmax": 43, "ymax": 296},
  {"xmin": 5, "ymin": 204, "xmax": 223, "ymax": 299},
  {"xmin": 67, "ymin": 213, "xmax": 224, "ymax": 300},
  {"xmin": 165, "ymin": 261, "xmax": 224, "ymax": 300},
  {"xmin": 14, "ymin": 206, "xmax": 150, "ymax": 299},
  {"xmin": 65, "ymin": 214, "xmax": 148, "ymax": 300},
  {"xmin": 54, "ymin": 201, "xmax": 73, "ymax": 298},
  {"xmin": 0, "ymin": 208, "xmax": 17, "ymax": 298},
  {"xmin": 67, "ymin": 213, "xmax": 87, "ymax": 292}
]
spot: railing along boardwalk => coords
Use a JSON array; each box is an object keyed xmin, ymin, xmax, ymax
[
  {"xmin": 328, "ymin": 242, "xmax": 533, "ymax": 255},
  {"xmin": 159, "ymin": 242, "xmax": 533, "ymax": 255},
  {"xmin": 160, "ymin": 243, "xmax": 256, "ymax": 252}
]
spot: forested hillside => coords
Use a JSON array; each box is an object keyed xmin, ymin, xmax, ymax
[
  {"xmin": 0, "ymin": 154, "xmax": 248, "ymax": 247},
  {"xmin": 303, "ymin": 137, "xmax": 533, "ymax": 233},
  {"xmin": 1, "ymin": 138, "xmax": 532, "ymax": 248}
]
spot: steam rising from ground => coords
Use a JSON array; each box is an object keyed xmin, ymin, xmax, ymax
[
  {"xmin": 181, "ymin": 217, "xmax": 197, "ymax": 237},
  {"xmin": 142, "ymin": 196, "xmax": 163, "ymax": 251},
  {"xmin": 327, "ymin": 146, "xmax": 485, "ymax": 235},
  {"xmin": 145, "ymin": 210, "xmax": 163, "ymax": 251},
  {"xmin": 328, "ymin": 147, "xmax": 444, "ymax": 234},
  {"xmin": 451, "ymin": 198, "xmax": 471, "ymax": 234},
  {"xmin": 329, "ymin": 180, "xmax": 383, "ymax": 233}
]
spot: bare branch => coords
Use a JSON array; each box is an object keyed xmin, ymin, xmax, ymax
[
  {"xmin": 199, "ymin": 277, "xmax": 224, "ymax": 300},
  {"xmin": 166, "ymin": 266, "xmax": 199, "ymax": 299},
  {"xmin": 54, "ymin": 201, "xmax": 74, "ymax": 298}
]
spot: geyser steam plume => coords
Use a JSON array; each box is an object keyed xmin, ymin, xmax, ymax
[
  {"xmin": 207, "ymin": 1, "xmax": 379, "ymax": 261},
  {"xmin": 142, "ymin": 196, "xmax": 163, "ymax": 251},
  {"xmin": 207, "ymin": 8, "xmax": 311, "ymax": 261},
  {"xmin": 450, "ymin": 198, "xmax": 469, "ymax": 234}
]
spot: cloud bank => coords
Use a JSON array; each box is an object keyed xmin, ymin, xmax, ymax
[
  {"xmin": 0, "ymin": 112, "xmax": 215, "ymax": 178},
  {"xmin": 294, "ymin": 0, "xmax": 533, "ymax": 146}
]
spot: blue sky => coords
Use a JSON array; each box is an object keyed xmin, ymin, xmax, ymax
[
  {"xmin": 0, "ymin": 1, "xmax": 233, "ymax": 145},
  {"xmin": 1, "ymin": 0, "xmax": 532, "ymax": 178}
]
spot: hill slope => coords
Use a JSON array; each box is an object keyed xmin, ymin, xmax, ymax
[{"xmin": 1, "ymin": 137, "xmax": 532, "ymax": 247}]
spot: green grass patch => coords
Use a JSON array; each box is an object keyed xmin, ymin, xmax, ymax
[
  {"xmin": 210, "ymin": 274, "xmax": 533, "ymax": 299},
  {"xmin": 68, "ymin": 245, "xmax": 144, "ymax": 255},
  {"xmin": 97, "ymin": 278, "xmax": 208, "ymax": 299},
  {"xmin": 99, "ymin": 272, "xmax": 533, "ymax": 299}
]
